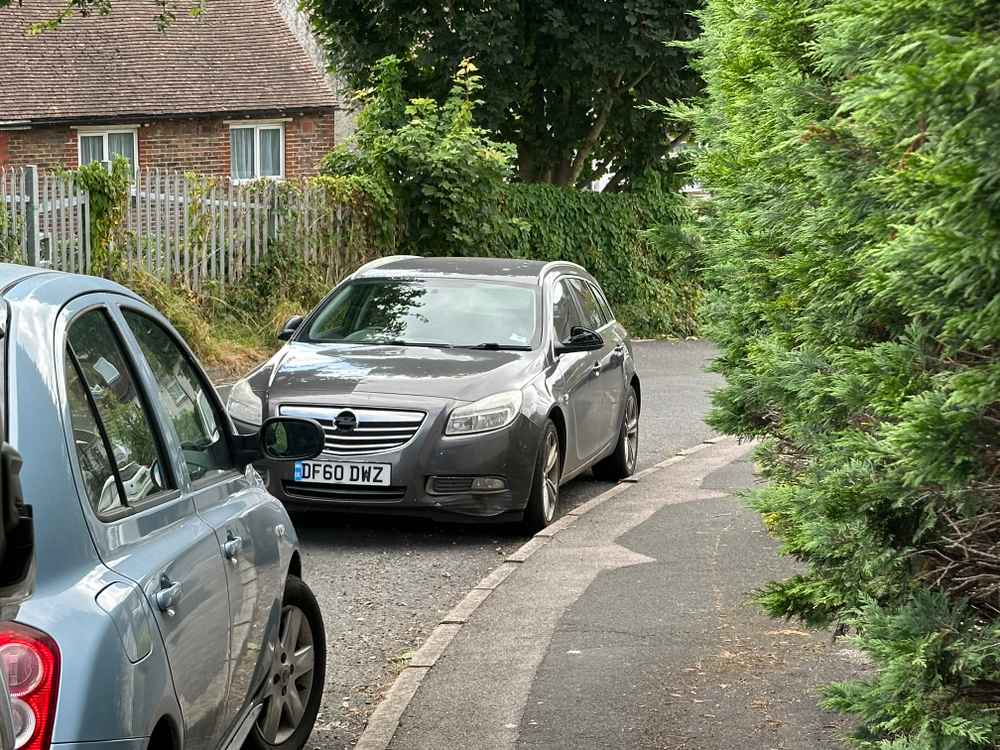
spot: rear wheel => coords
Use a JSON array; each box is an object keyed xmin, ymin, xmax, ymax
[
  {"xmin": 593, "ymin": 385, "xmax": 639, "ymax": 481},
  {"xmin": 246, "ymin": 576, "xmax": 326, "ymax": 750},
  {"xmin": 522, "ymin": 421, "xmax": 561, "ymax": 532}
]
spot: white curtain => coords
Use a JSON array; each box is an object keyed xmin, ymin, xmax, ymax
[
  {"xmin": 80, "ymin": 135, "xmax": 104, "ymax": 165},
  {"xmin": 108, "ymin": 133, "xmax": 136, "ymax": 172},
  {"xmin": 231, "ymin": 128, "xmax": 255, "ymax": 179},
  {"xmin": 259, "ymin": 128, "xmax": 281, "ymax": 177}
]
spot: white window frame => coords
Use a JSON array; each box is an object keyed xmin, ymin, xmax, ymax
[
  {"xmin": 228, "ymin": 122, "xmax": 285, "ymax": 182},
  {"xmin": 75, "ymin": 126, "xmax": 139, "ymax": 174}
]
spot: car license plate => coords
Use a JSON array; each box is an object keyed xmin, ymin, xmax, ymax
[{"xmin": 294, "ymin": 461, "xmax": 391, "ymax": 487}]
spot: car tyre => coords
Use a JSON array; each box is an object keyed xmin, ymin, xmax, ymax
[
  {"xmin": 246, "ymin": 576, "xmax": 326, "ymax": 750},
  {"xmin": 593, "ymin": 385, "xmax": 639, "ymax": 482},
  {"xmin": 522, "ymin": 420, "xmax": 561, "ymax": 533}
]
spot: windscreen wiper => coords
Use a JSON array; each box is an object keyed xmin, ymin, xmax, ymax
[
  {"xmin": 380, "ymin": 340, "xmax": 455, "ymax": 349},
  {"xmin": 459, "ymin": 343, "xmax": 532, "ymax": 351}
]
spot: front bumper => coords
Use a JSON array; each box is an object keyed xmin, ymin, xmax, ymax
[{"xmin": 251, "ymin": 397, "xmax": 542, "ymax": 520}]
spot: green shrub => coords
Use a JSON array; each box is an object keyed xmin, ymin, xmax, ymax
[
  {"xmin": 327, "ymin": 55, "xmax": 704, "ymax": 338},
  {"xmin": 688, "ymin": 0, "xmax": 1000, "ymax": 746},
  {"xmin": 488, "ymin": 182, "xmax": 703, "ymax": 338}
]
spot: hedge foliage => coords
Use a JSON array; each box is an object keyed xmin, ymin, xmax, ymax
[
  {"xmin": 325, "ymin": 56, "xmax": 702, "ymax": 338},
  {"xmin": 488, "ymin": 183, "xmax": 701, "ymax": 338},
  {"xmin": 688, "ymin": 1, "xmax": 1000, "ymax": 747}
]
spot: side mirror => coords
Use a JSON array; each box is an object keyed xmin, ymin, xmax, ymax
[
  {"xmin": 260, "ymin": 417, "xmax": 326, "ymax": 461},
  {"xmin": 555, "ymin": 326, "xmax": 604, "ymax": 355},
  {"xmin": 277, "ymin": 315, "xmax": 304, "ymax": 342}
]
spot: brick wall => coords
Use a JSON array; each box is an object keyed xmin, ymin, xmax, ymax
[{"xmin": 0, "ymin": 112, "xmax": 337, "ymax": 178}]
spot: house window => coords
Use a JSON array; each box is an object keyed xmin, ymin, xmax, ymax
[
  {"xmin": 230, "ymin": 124, "xmax": 284, "ymax": 181},
  {"xmin": 78, "ymin": 129, "xmax": 137, "ymax": 173}
]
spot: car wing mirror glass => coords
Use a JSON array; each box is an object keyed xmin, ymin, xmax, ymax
[
  {"xmin": 260, "ymin": 417, "xmax": 326, "ymax": 461},
  {"xmin": 555, "ymin": 326, "xmax": 604, "ymax": 355},
  {"xmin": 278, "ymin": 315, "xmax": 304, "ymax": 341}
]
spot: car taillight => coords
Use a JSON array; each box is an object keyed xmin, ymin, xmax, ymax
[{"xmin": 0, "ymin": 624, "xmax": 59, "ymax": 750}]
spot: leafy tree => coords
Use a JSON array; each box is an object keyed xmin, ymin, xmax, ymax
[
  {"xmin": 687, "ymin": 0, "xmax": 1000, "ymax": 747},
  {"xmin": 303, "ymin": 0, "xmax": 701, "ymax": 189},
  {"xmin": 0, "ymin": 0, "xmax": 205, "ymax": 31},
  {"xmin": 323, "ymin": 56, "xmax": 515, "ymax": 254}
]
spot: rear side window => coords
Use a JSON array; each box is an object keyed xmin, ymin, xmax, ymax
[
  {"xmin": 123, "ymin": 310, "xmax": 234, "ymax": 484},
  {"xmin": 65, "ymin": 309, "xmax": 170, "ymax": 517},
  {"xmin": 568, "ymin": 279, "xmax": 609, "ymax": 330}
]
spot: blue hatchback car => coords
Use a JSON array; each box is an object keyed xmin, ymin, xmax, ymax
[{"xmin": 0, "ymin": 266, "xmax": 328, "ymax": 750}]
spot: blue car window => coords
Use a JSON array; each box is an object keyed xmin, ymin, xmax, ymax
[
  {"xmin": 65, "ymin": 352, "xmax": 125, "ymax": 516},
  {"xmin": 123, "ymin": 311, "xmax": 233, "ymax": 485},
  {"xmin": 65, "ymin": 309, "xmax": 170, "ymax": 516}
]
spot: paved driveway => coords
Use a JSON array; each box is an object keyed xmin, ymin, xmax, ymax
[{"xmin": 268, "ymin": 340, "xmax": 722, "ymax": 748}]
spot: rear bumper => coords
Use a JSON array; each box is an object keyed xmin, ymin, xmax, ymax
[{"xmin": 260, "ymin": 410, "xmax": 541, "ymax": 521}]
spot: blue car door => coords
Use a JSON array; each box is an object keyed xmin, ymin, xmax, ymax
[
  {"xmin": 58, "ymin": 297, "xmax": 233, "ymax": 750},
  {"xmin": 116, "ymin": 304, "xmax": 287, "ymax": 731}
]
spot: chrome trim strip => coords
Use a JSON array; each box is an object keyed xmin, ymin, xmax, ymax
[{"xmin": 280, "ymin": 404, "xmax": 426, "ymax": 456}]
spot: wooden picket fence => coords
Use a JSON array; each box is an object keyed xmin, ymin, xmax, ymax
[{"xmin": 0, "ymin": 165, "xmax": 366, "ymax": 292}]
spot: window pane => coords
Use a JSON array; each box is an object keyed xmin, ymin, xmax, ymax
[
  {"xmin": 65, "ymin": 352, "xmax": 124, "ymax": 516},
  {"xmin": 305, "ymin": 279, "xmax": 539, "ymax": 348},
  {"xmin": 569, "ymin": 279, "xmax": 608, "ymax": 330},
  {"xmin": 230, "ymin": 128, "xmax": 255, "ymax": 179},
  {"xmin": 80, "ymin": 135, "xmax": 104, "ymax": 166},
  {"xmin": 68, "ymin": 310, "xmax": 169, "ymax": 508},
  {"xmin": 259, "ymin": 128, "xmax": 281, "ymax": 177},
  {"xmin": 108, "ymin": 132, "xmax": 136, "ymax": 173},
  {"xmin": 552, "ymin": 280, "xmax": 584, "ymax": 342},
  {"xmin": 124, "ymin": 311, "xmax": 232, "ymax": 483}
]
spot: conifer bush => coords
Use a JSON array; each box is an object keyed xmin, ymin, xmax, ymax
[{"xmin": 688, "ymin": 1, "xmax": 1000, "ymax": 746}]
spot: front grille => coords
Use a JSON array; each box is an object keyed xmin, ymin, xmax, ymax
[
  {"xmin": 279, "ymin": 405, "xmax": 425, "ymax": 455},
  {"xmin": 430, "ymin": 476, "xmax": 475, "ymax": 494},
  {"xmin": 282, "ymin": 481, "xmax": 407, "ymax": 503}
]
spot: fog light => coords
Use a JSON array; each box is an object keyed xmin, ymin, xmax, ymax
[{"xmin": 471, "ymin": 477, "xmax": 506, "ymax": 491}]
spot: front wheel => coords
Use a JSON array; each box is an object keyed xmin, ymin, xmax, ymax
[
  {"xmin": 246, "ymin": 576, "xmax": 327, "ymax": 750},
  {"xmin": 593, "ymin": 385, "xmax": 639, "ymax": 482},
  {"xmin": 522, "ymin": 421, "xmax": 561, "ymax": 533}
]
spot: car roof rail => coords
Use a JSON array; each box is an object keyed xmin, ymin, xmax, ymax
[{"xmin": 350, "ymin": 255, "xmax": 421, "ymax": 279}]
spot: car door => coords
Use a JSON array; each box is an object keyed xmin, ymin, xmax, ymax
[
  {"xmin": 567, "ymin": 279, "xmax": 625, "ymax": 452},
  {"xmin": 59, "ymin": 299, "xmax": 232, "ymax": 750},
  {"xmin": 118, "ymin": 305, "xmax": 287, "ymax": 729},
  {"xmin": 550, "ymin": 278, "xmax": 607, "ymax": 468}
]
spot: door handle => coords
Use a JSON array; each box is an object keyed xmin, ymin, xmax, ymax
[
  {"xmin": 223, "ymin": 532, "xmax": 244, "ymax": 562},
  {"xmin": 155, "ymin": 574, "xmax": 182, "ymax": 616}
]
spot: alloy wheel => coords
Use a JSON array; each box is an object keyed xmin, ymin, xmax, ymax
[
  {"xmin": 257, "ymin": 604, "xmax": 316, "ymax": 744},
  {"xmin": 542, "ymin": 430, "xmax": 561, "ymax": 523},
  {"xmin": 624, "ymin": 393, "xmax": 639, "ymax": 472}
]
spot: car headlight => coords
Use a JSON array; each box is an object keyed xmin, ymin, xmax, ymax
[
  {"xmin": 227, "ymin": 378, "xmax": 262, "ymax": 427},
  {"xmin": 446, "ymin": 391, "xmax": 523, "ymax": 436}
]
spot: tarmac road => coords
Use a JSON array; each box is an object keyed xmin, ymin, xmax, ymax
[{"xmin": 280, "ymin": 340, "xmax": 723, "ymax": 748}]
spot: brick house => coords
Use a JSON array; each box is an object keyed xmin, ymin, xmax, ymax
[{"xmin": 0, "ymin": 0, "xmax": 352, "ymax": 180}]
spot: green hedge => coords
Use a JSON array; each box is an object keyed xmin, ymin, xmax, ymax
[
  {"xmin": 486, "ymin": 184, "xmax": 702, "ymax": 338},
  {"xmin": 324, "ymin": 56, "xmax": 704, "ymax": 339},
  {"xmin": 689, "ymin": 0, "xmax": 1000, "ymax": 747}
]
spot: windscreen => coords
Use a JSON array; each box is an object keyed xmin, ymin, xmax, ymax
[{"xmin": 303, "ymin": 278, "xmax": 539, "ymax": 350}]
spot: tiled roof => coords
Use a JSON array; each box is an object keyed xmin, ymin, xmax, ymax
[{"xmin": 0, "ymin": 0, "xmax": 339, "ymax": 124}]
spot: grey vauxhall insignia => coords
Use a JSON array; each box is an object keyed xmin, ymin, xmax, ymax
[
  {"xmin": 226, "ymin": 257, "xmax": 641, "ymax": 530},
  {"xmin": 0, "ymin": 265, "xmax": 330, "ymax": 750}
]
